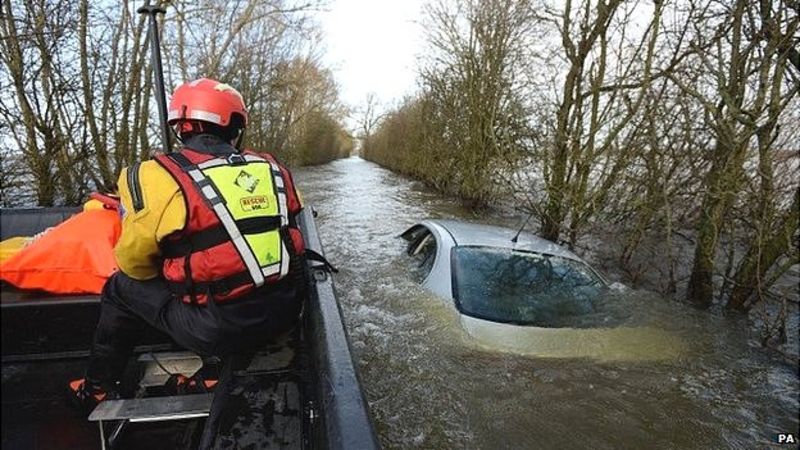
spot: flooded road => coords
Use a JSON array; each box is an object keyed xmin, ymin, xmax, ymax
[{"xmin": 294, "ymin": 157, "xmax": 798, "ymax": 449}]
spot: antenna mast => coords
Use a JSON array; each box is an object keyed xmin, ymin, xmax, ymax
[
  {"xmin": 138, "ymin": 2, "xmax": 171, "ymax": 153},
  {"xmin": 511, "ymin": 211, "xmax": 535, "ymax": 244}
]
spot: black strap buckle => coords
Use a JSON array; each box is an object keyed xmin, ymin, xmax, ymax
[
  {"xmin": 305, "ymin": 249, "xmax": 338, "ymax": 274},
  {"xmin": 226, "ymin": 154, "xmax": 247, "ymax": 165}
]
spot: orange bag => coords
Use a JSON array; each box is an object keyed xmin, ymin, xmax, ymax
[{"xmin": 0, "ymin": 209, "xmax": 121, "ymax": 294}]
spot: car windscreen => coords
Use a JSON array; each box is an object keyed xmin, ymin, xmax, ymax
[{"xmin": 451, "ymin": 246, "xmax": 606, "ymax": 327}]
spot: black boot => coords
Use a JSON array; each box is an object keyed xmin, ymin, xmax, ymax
[{"xmin": 67, "ymin": 378, "xmax": 120, "ymax": 415}]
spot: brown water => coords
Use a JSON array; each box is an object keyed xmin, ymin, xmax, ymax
[{"xmin": 294, "ymin": 157, "xmax": 799, "ymax": 449}]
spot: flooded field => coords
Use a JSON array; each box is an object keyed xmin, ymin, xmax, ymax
[{"xmin": 294, "ymin": 157, "xmax": 798, "ymax": 449}]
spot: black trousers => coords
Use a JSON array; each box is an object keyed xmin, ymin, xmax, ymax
[{"xmin": 86, "ymin": 272, "xmax": 302, "ymax": 386}]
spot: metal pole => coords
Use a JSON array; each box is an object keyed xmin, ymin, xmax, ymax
[
  {"xmin": 137, "ymin": 3, "xmax": 171, "ymax": 153},
  {"xmin": 98, "ymin": 421, "xmax": 107, "ymax": 450},
  {"xmin": 107, "ymin": 419, "xmax": 128, "ymax": 449}
]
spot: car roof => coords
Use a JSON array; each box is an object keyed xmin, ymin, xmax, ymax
[{"xmin": 426, "ymin": 219, "xmax": 583, "ymax": 261}]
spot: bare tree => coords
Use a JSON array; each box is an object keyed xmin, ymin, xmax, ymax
[
  {"xmin": 418, "ymin": 0, "xmax": 533, "ymax": 204},
  {"xmin": 357, "ymin": 92, "xmax": 382, "ymax": 156},
  {"xmin": 0, "ymin": 0, "xmax": 82, "ymax": 205},
  {"xmin": 528, "ymin": 0, "xmax": 676, "ymax": 247},
  {"xmin": 0, "ymin": 0, "xmax": 348, "ymax": 207},
  {"xmin": 678, "ymin": 0, "xmax": 799, "ymax": 307}
]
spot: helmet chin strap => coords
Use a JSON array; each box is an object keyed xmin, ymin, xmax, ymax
[
  {"xmin": 172, "ymin": 125, "xmax": 184, "ymax": 145},
  {"xmin": 234, "ymin": 128, "xmax": 245, "ymax": 151}
]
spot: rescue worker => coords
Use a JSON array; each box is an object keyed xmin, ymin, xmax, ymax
[{"xmin": 68, "ymin": 78, "xmax": 306, "ymax": 410}]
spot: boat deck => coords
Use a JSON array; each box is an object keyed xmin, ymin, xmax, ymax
[
  {"xmin": 3, "ymin": 358, "xmax": 198, "ymax": 450},
  {"xmin": 0, "ymin": 285, "xmax": 310, "ymax": 449}
]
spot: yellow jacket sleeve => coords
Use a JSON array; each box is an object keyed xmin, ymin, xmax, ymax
[{"xmin": 115, "ymin": 160, "xmax": 186, "ymax": 280}]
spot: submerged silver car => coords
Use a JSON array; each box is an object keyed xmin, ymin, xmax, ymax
[
  {"xmin": 401, "ymin": 219, "xmax": 609, "ymax": 327},
  {"xmin": 400, "ymin": 220, "xmax": 684, "ymax": 361}
]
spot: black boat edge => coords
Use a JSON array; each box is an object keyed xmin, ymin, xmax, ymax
[{"xmin": 299, "ymin": 207, "xmax": 380, "ymax": 449}]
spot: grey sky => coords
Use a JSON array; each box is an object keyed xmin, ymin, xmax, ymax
[{"xmin": 318, "ymin": 0, "xmax": 427, "ymax": 117}]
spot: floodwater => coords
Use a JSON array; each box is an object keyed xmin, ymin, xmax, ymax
[{"xmin": 294, "ymin": 157, "xmax": 799, "ymax": 449}]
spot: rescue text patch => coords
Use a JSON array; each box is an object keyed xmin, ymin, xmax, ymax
[{"xmin": 240, "ymin": 195, "xmax": 269, "ymax": 211}]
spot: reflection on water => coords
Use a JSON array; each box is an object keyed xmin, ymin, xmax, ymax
[
  {"xmin": 461, "ymin": 317, "xmax": 686, "ymax": 362},
  {"xmin": 294, "ymin": 157, "xmax": 799, "ymax": 449}
]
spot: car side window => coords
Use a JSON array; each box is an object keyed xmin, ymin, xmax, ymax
[{"xmin": 405, "ymin": 229, "xmax": 438, "ymax": 282}]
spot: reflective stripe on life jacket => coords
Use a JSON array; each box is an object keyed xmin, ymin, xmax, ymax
[{"xmin": 154, "ymin": 148, "xmax": 303, "ymax": 305}]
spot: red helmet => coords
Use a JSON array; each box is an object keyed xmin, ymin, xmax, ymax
[{"xmin": 167, "ymin": 78, "xmax": 248, "ymax": 129}]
